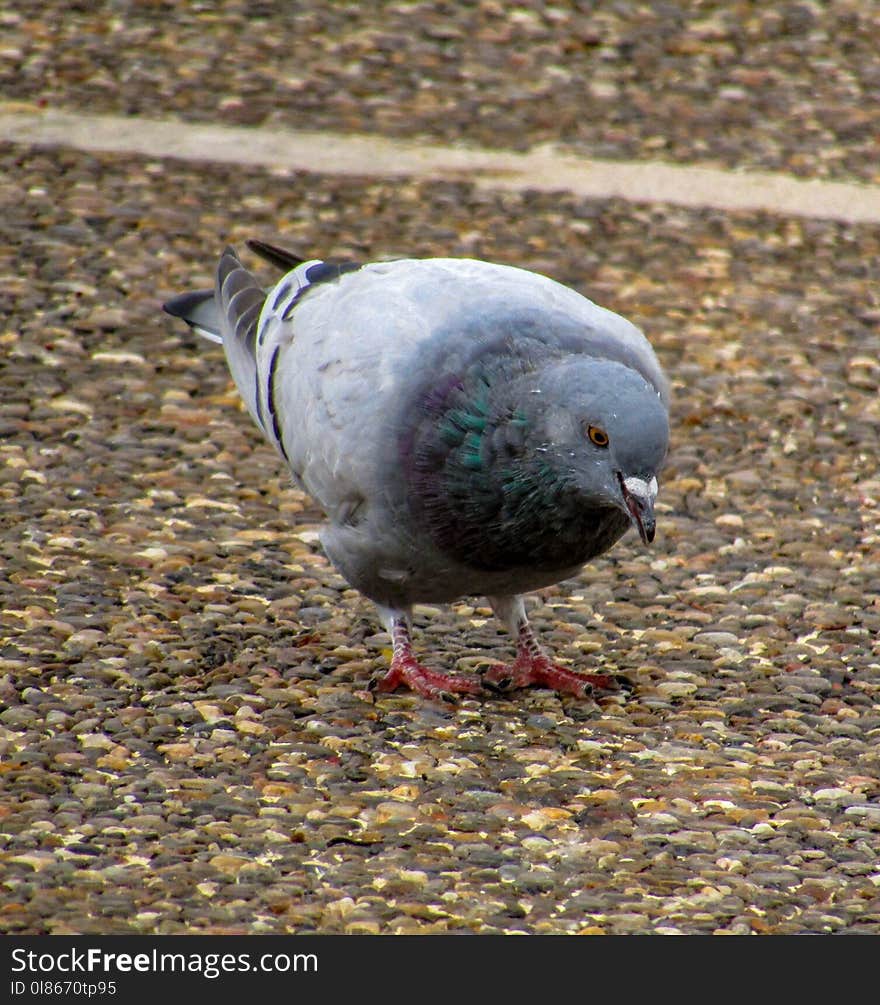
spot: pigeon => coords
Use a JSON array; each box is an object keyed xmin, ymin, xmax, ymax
[{"xmin": 163, "ymin": 240, "xmax": 670, "ymax": 701}]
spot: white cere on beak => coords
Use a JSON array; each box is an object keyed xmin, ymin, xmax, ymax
[{"xmin": 622, "ymin": 475, "xmax": 658, "ymax": 501}]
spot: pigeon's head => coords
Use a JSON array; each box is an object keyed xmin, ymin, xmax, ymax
[
  {"xmin": 529, "ymin": 358, "xmax": 669, "ymax": 546},
  {"xmin": 403, "ymin": 352, "xmax": 669, "ymax": 573}
]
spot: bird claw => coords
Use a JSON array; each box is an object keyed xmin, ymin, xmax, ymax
[
  {"xmin": 481, "ymin": 673, "xmax": 513, "ymax": 694},
  {"xmin": 370, "ymin": 658, "xmax": 481, "ymax": 702},
  {"xmin": 482, "ymin": 658, "xmax": 619, "ymax": 699}
]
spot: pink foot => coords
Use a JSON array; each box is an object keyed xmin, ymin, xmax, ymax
[
  {"xmin": 370, "ymin": 655, "xmax": 482, "ymax": 701},
  {"xmin": 483, "ymin": 654, "xmax": 618, "ymax": 698},
  {"xmin": 371, "ymin": 613, "xmax": 482, "ymax": 701},
  {"xmin": 484, "ymin": 596, "xmax": 622, "ymax": 699}
]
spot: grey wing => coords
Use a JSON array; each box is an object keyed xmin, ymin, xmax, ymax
[
  {"xmin": 565, "ymin": 296, "xmax": 670, "ymax": 406},
  {"xmin": 269, "ymin": 261, "xmax": 435, "ymax": 517},
  {"xmin": 212, "ymin": 248, "xmax": 267, "ymax": 432},
  {"xmin": 212, "ymin": 248, "xmax": 323, "ymax": 463},
  {"xmin": 412, "ymin": 258, "xmax": 669, "ymax": 406},
  {"xmin": 163, "ymin": 248, "xmax": 273, "ymax": 428},
  {"xmin": 463, "ymin": 260, "xmax": 670, "ymax": 406}
]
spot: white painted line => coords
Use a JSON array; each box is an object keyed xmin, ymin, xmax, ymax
[{"xmin": 4, "ymin": 105, "xmax": 880, "ymax": 224}]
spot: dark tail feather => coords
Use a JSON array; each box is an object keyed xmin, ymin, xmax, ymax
[
  {"xmin": 162, "ymin": 289, "xmax": 222, "ymax": 343},
  {"xmin": 246, "ymin": 239, "xmax": 305, "ymax": 273}
]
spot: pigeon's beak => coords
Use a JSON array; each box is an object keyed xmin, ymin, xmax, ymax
[{"xmin": 618, "ymin": 474, "xmax": 658, "ymax": 545}]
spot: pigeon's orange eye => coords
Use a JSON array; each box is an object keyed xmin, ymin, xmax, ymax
[{"xmin": 586, "ymin": 424, "xmax": 609, "ymax": 448}]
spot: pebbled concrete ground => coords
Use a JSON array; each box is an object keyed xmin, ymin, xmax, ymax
[{"xmin": 0, "ymin": 1, "xmax": 878, "ymax": 935}]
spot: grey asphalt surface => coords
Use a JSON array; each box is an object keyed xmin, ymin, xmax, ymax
[{"xmin": 0, "ymin": 2, "xmax": 878, "ymax": 935}]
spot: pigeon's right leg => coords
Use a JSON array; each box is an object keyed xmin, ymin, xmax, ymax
[{"xmin": 369, "ymin": 606, "xmax": 483, "ymax": 701}]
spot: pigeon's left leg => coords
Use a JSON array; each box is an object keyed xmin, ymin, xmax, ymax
[
  {"xmin": 369, "ymin": 606, "xmax": 483, "ymax": 701},
  {"xmin": 483, "ymin": 595, "xmax": 617, "ymax": 697}
]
